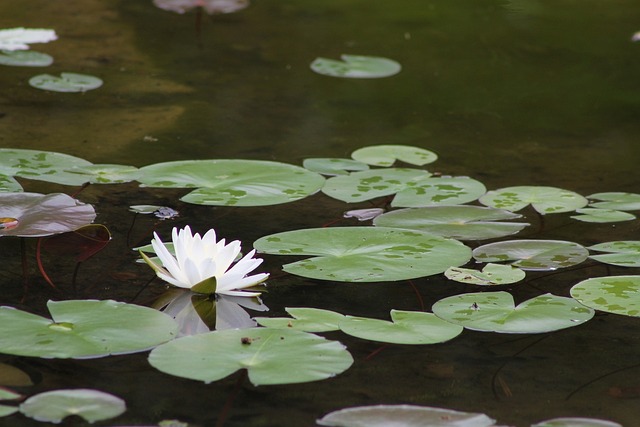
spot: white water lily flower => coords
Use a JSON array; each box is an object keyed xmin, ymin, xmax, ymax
[{"xmin": 142, "ymin": 226, "xmax": 268, "ymax": 297}]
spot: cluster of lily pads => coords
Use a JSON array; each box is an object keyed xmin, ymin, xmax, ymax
[
  {"xmin": 0, "ymin": 144, "xmax": 638, "ymax": 425},
  {"xmin": 0, "ymin": 27, "xmax": 102, "ymax": 92}
]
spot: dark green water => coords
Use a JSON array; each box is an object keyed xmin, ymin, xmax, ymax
[{"xmin": 1, "ymin": 0, "xmax": 640, "ymax": 426}]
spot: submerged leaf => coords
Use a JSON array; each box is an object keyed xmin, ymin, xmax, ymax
[
  {"xmin": 19, "ymin": 389, "xmax": 125, "ymax": 423},
  {"xmin": 311, "ymin": 55, "xmax": 401, "ymax": 78}
]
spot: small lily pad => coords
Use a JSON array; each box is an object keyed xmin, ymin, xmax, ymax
[
  {"xmin": 255, "ymin": 307, "xmax": 345, "ymax": 332},
  {"xmin": 254, "ymin": 227, "xmax": 471, "ymax": 282},
  {"xmin": 373, "ymin": 205, "xmax": 528, "ymax": 240},
  {"xmin": 570, "ymin": 275, "xmax": 640, "ymax": 317},
  {"xmin": 532, "ymin": 417, "xmax": 623, "ymax": 427},
  {"xmin": 310, "ymin": 55, "xmax": 401, "ymax": 78},
  {"xmin": 445, "ymin": 263, "xmax": 526, "ymax": 286},
  {"xmin": 339, "ymin": 310, "xmax": 463, "ymax": 345},
  {"xmin": 570, "ymin": 208, "xmax": 635, "ymax": 223},
  {"xmin": 432, "ymin": 292, "xmax": 594, "ymax": 333},
  {"xmin": 29, "ymin": 72, "xmax": 103, "ymax": 93},
  {"xmin": 302, "ymin": 158, "xmax": 369, "ymax": 176},
  {"xmin": 0, "ymin": 50, "xmax": 53, "ymax": 67},
  {"xmin": 587, "ymin": 192, "xmax": 640, "ymax": 211},
  {"xmin": 479, "ymin": 186, "xmax": 588, "ymax": 214},
  {"xmin": 0, "ymin": 300, "xmax": 177, "ymax": 358},
  {"xmin": 588, "ymin": 241, "xmax": 640, "ymax": 267},
  {"xmin": 148, "ymin": 328, "xmax": 353, "ymax": 385},
  {"xmin": 350, "ymin": 145, "xmax": 438, "ymax": 167},
  {"xmin": 317, "ymin": 405, "xmax": 497, "ymax": 427},
  {"xmin": 472, "ymin": 239, "xmax": 589, "ymax": 271},
  {"xmin": 19, "ymin": 389, "xmax": 125, "ymax": 424}
]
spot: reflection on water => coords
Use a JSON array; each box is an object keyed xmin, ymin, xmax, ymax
[{"xmin": 1, "ymin": 0, "xmax": 640, "ymax": 425}]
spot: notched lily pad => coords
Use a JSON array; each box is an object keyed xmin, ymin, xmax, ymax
[
  {"xmin": 255, "ymin": 307, "xmax": 345, "ymax": 332},
  {"xmin": 254, "ymin": 226, "xmax": 471, "ymax": 282},
  {"xmin": 19, "ymin": 389, "xmax": 125, "ymax": 424},
  {"xmin": 65, "ymin": 164, "xmax": 141, "ymax": 184},
  {"xmin": 588, "ymin": 241, "xmax": 640, "ymax": 267},
  {"xmin": 445, "ymin": 263, "xmax": 526, "ymax": 286},
  {"xmin": 350, "ymin": 145, "xmax": 438, "ymax": 167},
  {"xmin": 570, "ymin": 208, "xmax": 635, "ymax": 223},
  {"xmin": 480, "ymin": 186, "xmax": 587, "ymax": 214},
  {"xmin": 587, "ymin": 192, "xmax": 640, "ymax": 211},
  {"xmin": 29, "ymin": 72, "xmax": 103, "ymax": 93},
  {"xmin": 0, "ymin": 148, "xmax": 93, "ymax": 186},
  {"xmin": 432, "ymin": 291, "xmax": 594, "ymax": 333},
  {"xmin": 311, "ymin": 55, "xmax": 401, "ymax": 78},
  {"xmin": 302, "ymin": 158, "xmax": 369, "ymax": 176},
  {"xmin": 472, "ymin": 239, "xmax": 589, "ymax": 271},
  {"xmin": 570, "ymin": 275, "xmax": 640, "ymax": 317}
]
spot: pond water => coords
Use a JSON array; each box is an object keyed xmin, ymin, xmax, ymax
[{"xmin": 1, "ymin": 0, "xmax": 640, "ymax": 426}]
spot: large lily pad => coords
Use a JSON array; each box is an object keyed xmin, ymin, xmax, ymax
[
  {"xmin": 373, "ymin": 205, "xmax": 528, "ymax": 240},
  {"xmin": 432, "ymin": 292, "xmax": 594, "ymax": 333},
  {"xmin": 19, "ymin": 389, "xmax": 125, "ymax": 423},
  {"xmin": 339, "ymin": 310, "xmax": 463, "ymax": 345},
  {"xmin": 65, "ymin": 164, "xmax": 141, "ymax": 184},
  {"xmin": 322, "ymin": 169, "xmax": 486, "ymax": 207},
  {"xmin": 0, "ymin": 300, "xmax": 178, "ymax": 358},
  {"xmin": 472, "ymin": 239, "xmax": 589, "ymax": 271},
  {"xmin": 148, "ymin": 328, "xmax": 353, "ymax": 385},
  {"xmin": 587, "ymin": 192, "xmax": 640, "ymax": 211},
  {"xmin": 588, "ymin": 241, "xmax": 640, "ymax": 267},
  {"xmin": 570, "ymin": 275, "xmax": 640, "ymax": 317},
  {"xmin": 138, "ymin": 159, "xmax": 325, "ymax": 206},
  {"xmin": 253, "ymin": 227, "xmax": 471, "ymax": 282},
  {"xmin": 0, "ymin": 148, "xmax": 93, "ymax": 186},
  {"xmin": 350, "ymin": 145, "xmax": 438, "ymax": 167},
  {"xmin": 310, "ymin": 55, "xmax": 401, "ymax": 79},
  {"xmin": 479, "ymin": 186, "xmax": 588, "ymax": 214},
  {"xmin": 317, "ymin": 405, "xmax": 497, "ymax": 427},
  {"xmin": 255, "ymin": 307, "xmax": 345, "ymax": 332}
]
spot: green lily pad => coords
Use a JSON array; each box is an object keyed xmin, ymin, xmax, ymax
[
  {"xmin": 138, "ymin": 159, "xmax": 325, "ymax": 206},
  {"xmin": 148, "ymin": 328, "xmax": 353, "ymax": 385},
  {"xmin": 339, "ymin": 310, "xmax": 463, "ymax": 345},
  {"xmin": 0, "ymin": 50, "xmax": 53, "ymax": 66},
  {"xmin": 19, "ymin": 389, "xmax": 125, "ymax": 423},
  {"xmin": 29, "ymin": 72, "xmax": 103, "ymax": 92},
  {"xmin": 532, "ymin": 417, "xmax": 622, "ymax": 427},
  {"xmin": 588, "ymin": 192, "xmax": 640, "ymax": 211},
  {"xmin": 479, "ymin": 186, "xmax": 588, "ymax": 214},
  {"xmin": 570, "ymin": 275, "xmax": 640, "ymax": 317},
  {"xmin": 0, "ymin": 148, "xmax": 93, "ymax": 186},
  {"xmin": 65, "ymin": 164, "xmax": 141, "ymax": 184},
  {"xmin": 310, "ymin": 55, "xmax": 401, "ymax": 78},
  {"xmin": 0, "ymin": 300, "xmax": 177, "ymax": 358},
  {"xmin": 255, "ymin": 307, "xmax": 345, "ymax": 332},
  {"xmin": 472, "ymin": 239, "xmax": 589, "ymax": 271},
  {"xmin": 317, "ymin": 405, "xmax": 497, "ymax": 427},
  {"xmin": 445, "ymin": 263, "xmax": 526, "ymax": 286},
  {"xmin": 570, "ymin": 208, "xmax": 635, "ymax": 223},
  {"xmin": 0, "ymin": 389, "xmax": 22, "ymax": 400},
  {"xmin": 0, "ymin": 405, "xmax": 19, "ymax": 417},
  {"xmin": 350, "ymin": 145, "xmax": 438, "ymax": 167},
  {"xmin": 588, "ymin": 241, "xmax": 640, "ymax": 267},
  {"xmin": 254, "ymin": 227, "xmax": 471, "ymax": 282},
  {"xmin": 432, "ymin": 292, "xmax": 594, "ymax": 333},
  {"xmin": 302, "ymin": 158, "xmax": 370, "ymax": 176},
  {"xmin": 373, "ymin": 205, "xmax": 528, "ymax": 240},
  {"xmin": 322, "ymin": 169, "xmax": 486, "ymax": 207},
  {"xmin": 0, "ymin": 174, "xmax": 23, "ymax": 192}
]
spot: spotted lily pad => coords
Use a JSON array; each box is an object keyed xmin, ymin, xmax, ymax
[
  {"xmin": 445, "ymin": 263, "xmax": 526, "ymax": 286},
  {"xmin": 148, "ymin": 328, "xmax": 353, "ymax": 385},
  {"xmin": 472, "ymin": 239, "xmax": 589, "ymax": 271},
  {"xmin": 570, "ymin": 208, "xmax": 635, "ymax": 223},
  {"xmin": 432, "ymin": 292, "xmax": 594, "ymax": 333},
  {"xmin": 588, "ymin": 241, "xmax": 640, "ymax": 267},
  {"xmin": 302, "ymin": 158, "xmax": 369, "ymax": 176},
  {"xmin": 322, "ymin": 169, "xmax": 486, "ymax": 207},
  {"xmin": 0, "ymin": 50, "xmax": 53, "ymax": 66},
  {"xmin": 255, "ymin": 307, "xmax": 345, "ymax": 332},
  {"xmin": 138, "ymin": 159, "xmax": 325, "ymax": 206},
  {"xmin": 587, "ymin": 192, "xmax": 640, "ymax": 211},
  {"xmin": 479, "ymin": 186, "xmax": 588, "ymax": 214},
  {"xmin": 29, "ymin": 72, "xmax": 103, "ymax": 93},
  {"xmin": 350, "ymin": 145, "xmax": 438, "ymax": 167},
  {"xmin": 310, "ymin": 55, "xmax": 401, "ymax": 78},
  {"xmin": 373, "ymin": 205, "xmax": 528, "ymax": 240},
  {"xmin": 253, "ymin": 227, "xmax": 471, "ymax": 282},
  {"xmin": 19, "ymin": 389, "xmax": 125, "ymax": 423},
  {"xmin": 570, "ymin": 275, "xmax": 640, "ymax": 317},
  {"xmin": 65, "ymin": 164, "xmax": 141, "ymax": 184},
  {"xmin": 339, "ymin": 310, "xmax": 463, "ymax": 345},
  {"xmin": 0, "ymin": 300, "xmax": 178, "ymax": 358},
  {"xmin": 0, "ymin": 148, "xmax": 93, "ymax": 186},
  {"xmin": 317, "ymin": 405, "xmax": 497, "ymax": 427}
]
